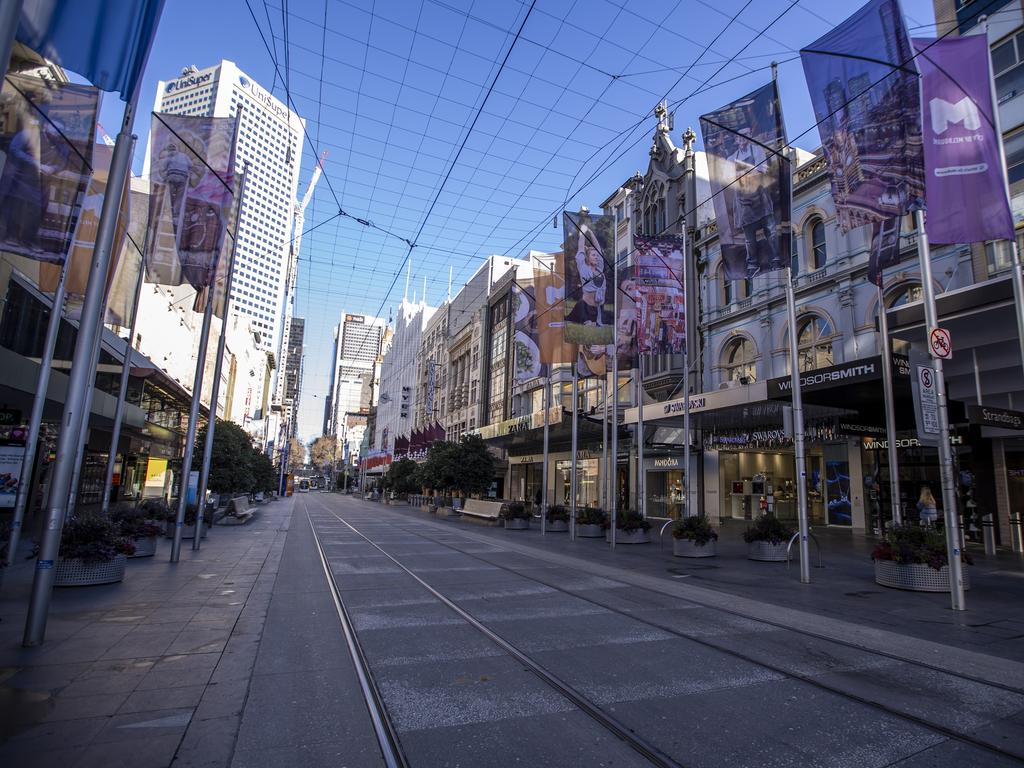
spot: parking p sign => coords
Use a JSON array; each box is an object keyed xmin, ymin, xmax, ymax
[{"xmin": 929, "ymin": 327, "xmax": 952, "ymax": 360}]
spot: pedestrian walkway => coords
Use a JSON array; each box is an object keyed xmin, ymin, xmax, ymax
[{"xmin": 0, "ymin": 500, "xmax": 290, "ymax": 768}]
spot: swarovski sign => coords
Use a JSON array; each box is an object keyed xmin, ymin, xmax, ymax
[{"xmin": 663, "ymin": 396, "xmax": 706, "ymax": 415}]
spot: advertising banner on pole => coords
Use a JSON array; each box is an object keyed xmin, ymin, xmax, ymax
[
  {"xmin": 145, "ymin": 114, "xmax": 236, "ymax": 291},
  {"xmin": 562, "ymin": 211, "xmax": 614, "ymax": 377},
  {"xmin": 801, "ymin": 0, "xmax": 925, "ymax": 285},
  {"xmin": 633, "ymin": 235, "xmax": 686, "ymax": 355},
  {"xmin": 913, "ymin": 35, "xmax": 1014, "ymax": 245},
  {"xmin": 0, "ymin": 445, "xmax": 26, "ymax": 509},
  {"xmin": 512, "ymin": 278, "xmax": 548, "ymax": 383},
  {"xmin": 0, "ymin": 73, "xmax": 98, "ymax": 264},
  {"xmin": 534, "ymin": 252, "xmax": 575, "ymax": 366},
  {"xmin": 700, "ymin": 81, "xmax": 791, "ymax": 280}
]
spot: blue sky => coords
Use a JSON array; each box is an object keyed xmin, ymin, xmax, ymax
[{"xmin": 99, "ymin": 0, "xmax": 941, "ymax": 443}]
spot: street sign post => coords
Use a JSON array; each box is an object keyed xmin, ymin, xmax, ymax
[{"xmin": 929, "ymin": 327, "xmax": 952, "ymax": 360}]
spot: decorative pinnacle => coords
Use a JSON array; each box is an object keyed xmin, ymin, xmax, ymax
[{"xmin": 682, "ymin": 126, "xmax": 696, "ymax": 152}]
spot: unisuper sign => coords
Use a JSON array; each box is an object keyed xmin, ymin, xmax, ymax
[{"xmin": 165, "ymin": 72, "xmax": 212, "ymax": 93}]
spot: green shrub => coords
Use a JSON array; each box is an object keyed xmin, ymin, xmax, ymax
[
  {"xmin": 672, "ymin": 515, "xmax": 718, "ymax": 545},
  {"xmin": 742, "ymin": 515, "xmax": 793, "ymax": 545}
]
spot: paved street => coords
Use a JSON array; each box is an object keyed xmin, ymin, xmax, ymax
[{"xmin": 3, "ymin": 493, "xmax": 1024, "ymax": 767}]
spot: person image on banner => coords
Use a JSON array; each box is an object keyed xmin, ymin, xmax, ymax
[
  {"xmin": 145, "ymin": 113, "xmax": 235, "ymax": 291},
  {"xmin": 0, "ymin": 74, "xmax": 98, "ymax": 263},
  {"xmin": 633, "ymin": 235, "xmax": 686, "ymax": 355},
  {"xmin": 800, "ymin": 0, "xmax": 924, "ymax": 285},
  {"xmin": 512, "ymin": 279, "xmax": 546, "ymax": 383},
  {"xmin": 700, "ymin": 82, "xmax": 790, "ymax": 280},
  {"xmin": 562, "ymin": 211, "xmax": 614, "ymax": 377}
]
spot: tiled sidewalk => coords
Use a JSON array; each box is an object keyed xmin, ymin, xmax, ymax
[{"xmin": 0, "ymin": 499, "xmax": 291, "ymax": 768}]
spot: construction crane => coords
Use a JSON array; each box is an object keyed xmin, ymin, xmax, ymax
[{"xmin": 274, "ymin": 150, "xmax": 328, "ymax": 431}]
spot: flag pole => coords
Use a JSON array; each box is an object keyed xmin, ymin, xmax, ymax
[
  {"xmin": 783, "ymin": 147, "xmax": 811, "ymax": 585},
  {"xmin": 6, "ymin": 259, "xmax": 69, "ymax": 566},
  {"xmin": 100, "ymin": 250, "xmax": 147, "ymax": 516},
  {"xmin": 169, "ymin": 283, "xmax": 215, "ymax": 562},
  {"xmin": 610, "ymin": 248, "xmax": 620, "ymax": 548},
  {"xmin": 67, "ymin": 324, "xmax": 105, "ymax": 517},
  {"xmin": 569, "ymin": 368, "xmax": 578, "ymax": 541},
  {"xmin": 601, "ymin": 373, "xmax": 608, "ymax": 510},
  {"xmin": 876, "ymin": 284, "xmax": 903, "ymax": 528},
  {"xmin": 541, "ymin": 375, "xmax": 549, "ymax": 535},
  {"xmin": 193, "ymin": 162, "xmax": 249, "ymax": 550},
  {"xmin": 23, "ymin": 118, "xmax": 137, "ymax": 647}
]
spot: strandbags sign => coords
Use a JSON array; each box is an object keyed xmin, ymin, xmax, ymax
[{"xmin": 700, "ymin": 81, "xmax": 791, "ymax": 280}]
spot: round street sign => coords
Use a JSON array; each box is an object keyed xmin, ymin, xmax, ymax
[{"xmin": 929, "ymin": 327, "xmax": 952, "ymax": 360}]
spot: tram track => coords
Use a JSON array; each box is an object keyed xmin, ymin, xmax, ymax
[{"xmin": 308, "ymin": 496, "xmax": 1024, "ymax": 767}]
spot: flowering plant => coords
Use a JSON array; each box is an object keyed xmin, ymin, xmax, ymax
[{"xmin": 871, "ymin": 525, "xmax": 972, "ymax": 570}]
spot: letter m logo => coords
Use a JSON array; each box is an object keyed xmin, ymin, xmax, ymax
[{"xmin": 930, "ymin": 97, "xmax": 981, "ymax": 134}]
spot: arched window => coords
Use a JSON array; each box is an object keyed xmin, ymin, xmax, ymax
[
  {"xmin": 797, "ymin": 315, "xmax": 834, "ymax": 371},
  {"xmin": 722, "ymin": 337, "xmax": 757, "ymax": 383},
  {"xmin": 887, "ymin": 283, "xmax": 922, "ymax": 308},
  {"xmin": 720, "ymin": 267, "xmax": 751, "ymax": 306},
  {"xmin": 810, "ymin": 219, "xmax": 827, "ymax": 270}
]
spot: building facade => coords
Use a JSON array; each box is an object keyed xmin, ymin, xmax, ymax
[
  {"xmin": 282, "ymin": 316, "xmax": 304, "ymax": 438},
  {"xmin": 374, "ymin": 299, "xmax": 435, "ymax": 455},
  {"xmin": 326, "ymin": 312, "xmax": 386, "ymax": 463}
]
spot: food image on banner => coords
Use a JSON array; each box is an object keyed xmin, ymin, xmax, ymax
[
  {"xmin": 562, "ymin": 211, "xmax": 614, "ymax": 377},
  {"xmin": 800, "ymin": 0, "xmax": 924, "ymax": 284},
  {"xmin": 0, "ymin": 73, "xmax": 98, "ymax": 264},
  {"xmin": 633, "ymin": 235, "xmax": 686, "ymax": 356},
  {"xmin": 145, "ymin": 114, "xmax": 236, "ymax": 290},
  {"xmin": 533, "ymin": 251, "xmax": 575, "ymax": 366},
  {"xmin": 913, "ymin": 35, "xmax": 1014, "ymax": 245},
  {"xmin": 700, "ymin": 81, "xmax": 790, "ymax": 280}
]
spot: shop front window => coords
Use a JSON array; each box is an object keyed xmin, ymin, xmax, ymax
[
  {"xmin": 557, "ymin": 458, "xmax": 599, "ymax": 508},
  {"xmin": 796, "ymin": 315, "xmax": 833, "ymax": 372}
]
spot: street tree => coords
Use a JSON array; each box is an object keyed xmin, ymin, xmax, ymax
[
  {"xmin": 288, "ymin": 437, "xmax": 307, "ymax": 468},
  {"xmin": 193, "ymin": 420, "xmax": 256, "ymax": 495},
  {"xmin": 454, "ymin": 434, "xmax": 496, "ymax": 497},
  {"xmin": 383, "ymin": 457, "xmax": 420, "ymax": 496}
]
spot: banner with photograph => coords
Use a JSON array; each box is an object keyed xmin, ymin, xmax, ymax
[
  {"xmin": 39, "ymin": 143, "xmax": 134, "ymax": 321},
  {"xmin": 145, "ymin": 113, "xmax": 236, "ymax": 291},
  {"xmin": 0, "ymin": 73, "xmax": 98, "ymax": 264},
  {"xmin": 533, "ymin": 251, "xmax": 575, "ymax": 366},
  {"xmin": 512, "ymin": 278, "xmax": 548, "ymax": 383},
  {"xmin": 700, "ymin": 82, "xmax": 791, "ymax": 280},
  {"xmin": 562, "ymin": 211, "xmax": 614, "ymax": 377},
  {"xmin": 913, "ymin": 35, "xmax": 1014, "ymax": 245},
  {"xmin": 633, "ymin": 235, "xmax": 686, "ymax": 356},
  {"xmin": 801, "ymin": 0, "xmax": 924, "ymax": 237}
]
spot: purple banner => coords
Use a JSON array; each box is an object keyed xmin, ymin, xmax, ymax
[
  {"xmin": 914, "ymin": 36, "xmax": 1014, "ymax": 245},
  {"xmin": 700, "ymin": 82, "xmax": 791, "ymax": 280},
  {"xmin": 801, "ymin": 0, "xmax": 924, "ymax": 234}
]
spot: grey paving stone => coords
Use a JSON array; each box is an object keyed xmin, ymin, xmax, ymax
[
  {"xmin": 231, "ymin": 739, "xmax": 382, "ymax": 768},
  {"xmin": 118, "ymin": 684, "xmax": 207, "ymax": 714},
  {"xmin": 72, "ymin": 732, "xmax": 182, "ymax": 768},
  {"xmin": 357, "ymin": 622, "xmax": 506, "ymax": 668},
  {"xmin": 889, "ymin": 739, "xmax": 1023, "ymax": 767}
]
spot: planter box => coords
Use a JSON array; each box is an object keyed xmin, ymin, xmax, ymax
[
  {"xmin": 611, "ymin": 530, "xmax": 650, "ymax": 544},
  {"xmin": 874, "ymin": 560, "xmax": 971, "ymax": 592},
  {"xmin": 575, "ymin": 523, "xmax": 604, "ymax": 538},
  {"xmin": 55, "ymin": 555, "xmax": 127, "ymax": 587},
  {"xmin": 165, "ymin": 522, "xmax": 208, "ymax": 540},
  {"xmin": 129, "ymin": 535, "xmax": 158, "ymax": 558},
  {"xmin": 545, "ymin": 519, "xmax": 569, "ymax": 532},
  {"xmin": 674, "ymin": 538, "xmax": 717, "ymax": 558},
  {"xmin": 504, "ymin": 518, "xmax": 529, "ymax": 530},
  {"xmin": 747, "ymin": 540, "xmax": 788, "ymax": 562}
]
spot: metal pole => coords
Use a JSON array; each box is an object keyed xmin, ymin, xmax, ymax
[
  {"xmin": 169, "ymin": 293, "xmax": 214, "ymax": 562},
  {"xmin": 683, "ymin": 348, "xmax": 692, "ymax": 518},
  {"xmin": 877, "ymin": 285, "xmax": 903, "ymax": 528},
  {"xmin": 610, "ymin": 254, "xmax": 619, "ymax": 549},
  {"xmin": 193, "ymin": 164, "xmax": 249, "ymax": 550},
  {"xmin": 600, "ymin": 375, "xmax": 608, "ymax": 510},
  {"xmin": 541, "ymin": 376, "xmax": 549, "ymax": 535},
  {"xmin": 23, "ymin": 124, "xmax": 136, "ymax": 647},
  {"xmin": 67, "ymin": 326, "xmax": 104, "ymax": 517},
  {"xmin": 0, "ymin": 0, "xmax": 20, "ymax": 85},
  {"xmin": 100, "ymin": 257, "xmax": 147, "ymax": 516},
  {"xmin": 914, "ymin": 208, "xmax": 967, "ymax": 610},
  {"xmin": 784, "ymin": 269, "xmax": 811, "ymax": 584},
  {"xmin": 637, "ymin": 363, "xmax": 645, "ymax": 518},
  {"xmin": 6, "ymin": 258, "xmax": 68, "ymax": 566},
  {"xmin": 570, "ymin": 369, "xmax": 578, "ymax": 541}
]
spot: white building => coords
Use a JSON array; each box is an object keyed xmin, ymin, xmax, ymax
[
  {"xmin": 325, "ymin": 312, "xmax": 386, "ymax": 460},
  {"xmin": 375, "ymin": 298, "xmax": 436, "ymax": 453},
  {"xmin": 148, "ymin": 61, "xmax": 305, "ymax": 367}
]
